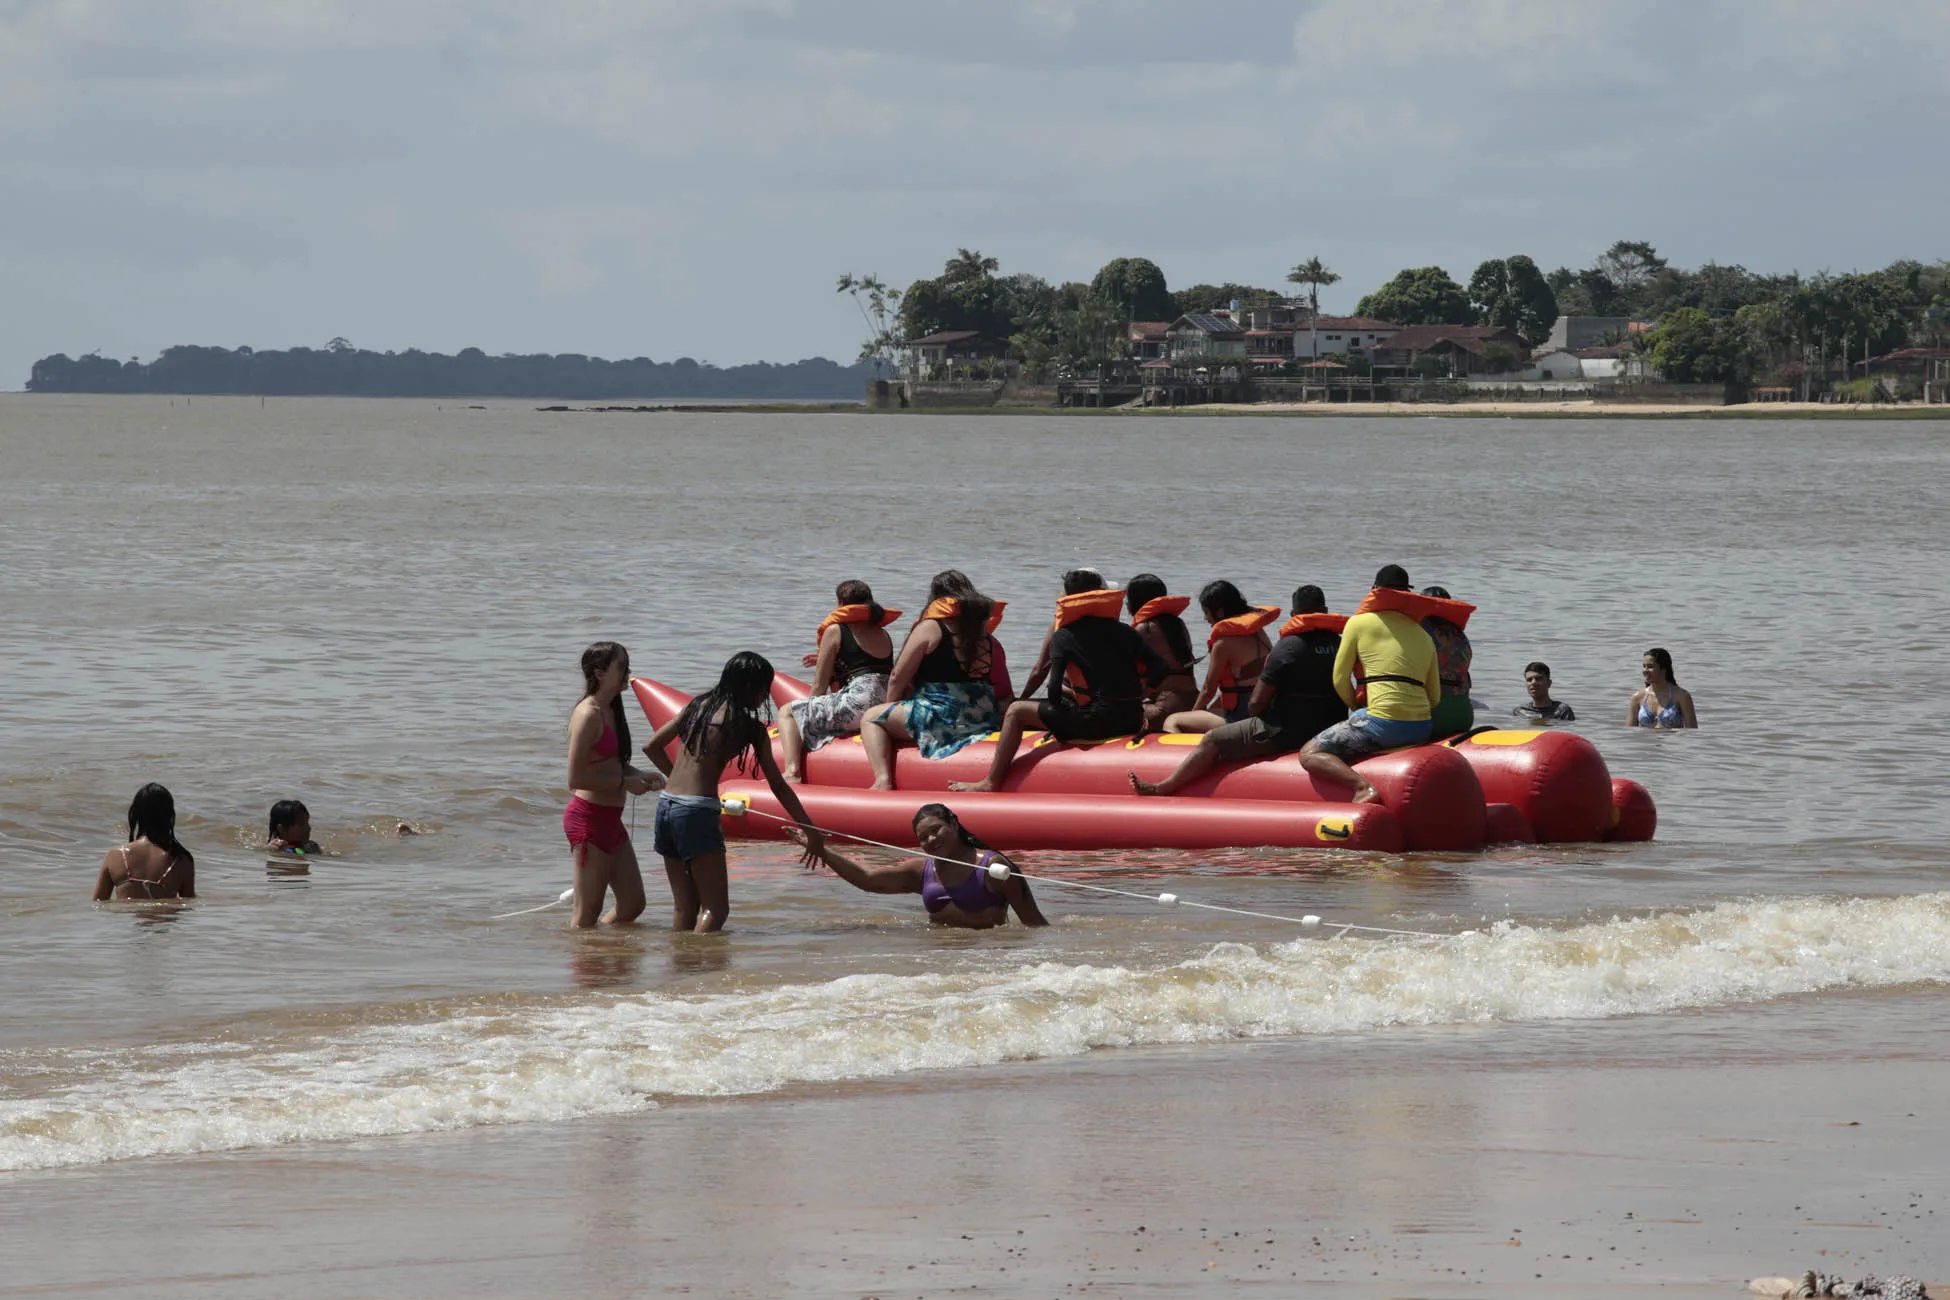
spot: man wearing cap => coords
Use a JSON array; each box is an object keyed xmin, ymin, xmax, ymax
[{"xmin": 1299, "ymin": 563, "xmax": 1440, "ymax": 803}]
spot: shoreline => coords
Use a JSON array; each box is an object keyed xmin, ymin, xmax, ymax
[{"xmin": 6, "ymin": 996, "xmax": 1944, "ymax": 1298}]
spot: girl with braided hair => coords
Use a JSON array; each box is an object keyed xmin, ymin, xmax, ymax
[{"xmin": 641, "ymin": 652, "xmax": 824, "ymax": 932}]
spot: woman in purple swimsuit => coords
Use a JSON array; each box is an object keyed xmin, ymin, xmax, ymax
[{"xmin": 791, "ymin": 803, "xmax": 1048, "ymax": 929}]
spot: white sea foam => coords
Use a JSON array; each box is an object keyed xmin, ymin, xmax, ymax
[{"xmin": 5, "ymin": 891, "xmax": 1949, "ymax": 1171}]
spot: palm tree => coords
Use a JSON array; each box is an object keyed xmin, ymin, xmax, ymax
[
  {"xmin": 945, "ymin": 248, "xmax": 1000, "ymax": 286},
  {"xmin": 1287, "ymin": 258, "xmax": 1341, "ymax": 361}
]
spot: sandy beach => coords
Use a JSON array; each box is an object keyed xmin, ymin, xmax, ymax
[{"xmin": 4, "ymin": 993, "xmax": 1943, "ymax": 1299}]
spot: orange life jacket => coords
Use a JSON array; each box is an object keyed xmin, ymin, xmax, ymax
[
  {"xmin": 922, "ymin": 597, "xmax": 1006, "ymax": 634},
  {"xmin": 1353, "ymin": 587, "xmax": 1475, "ymax": 630},
  {"xmin": 1208, "ymin": 606, "xmax": 1280, "ymax": 708},
  {"xmin": 1053, "ymin": 588, "xmax": 1125, "ymax": 629},
  {"xmin": 1130, "ymin": 595, "xmax": 1190, "ymax": 627},
  {"xmin": 1279, "ymin": 611, "xmax": 1349, "ymax": 639},
  {"xmin": 1206, "ymin": 605, "xmax": 1280, "ymax": 648},
  {"xmin": 813, "ymin": 603, "xmax": 902, "ymax": 644}
]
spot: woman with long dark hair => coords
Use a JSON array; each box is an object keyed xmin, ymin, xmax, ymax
[
  {"xmin": 1628, "ymin": 647, "xmax": 1697, "ymax": 728},
  {"xmin": 565, "ymin": 641, "xmax": 665, "ymax": 927},
  {"xmin": 640, "ymin": 651, "xmax": 824, "ymax": 932},
  {"xmin": 859, "ymin": 569, "xmax": 1014, "ymax": 790},
  {"xmin": 94, "ymin": 783, "xmax": 197, "ymax": 900},
  {"xmin": 1159, "ymin": 579, "xmax": 1280, "ymax": 734},
  {"xmin": 778, "ymin": 579, "xmax": 898, "ymax": 782},
  {"xmin": 791, "ymin": 803, "xmax": 1047, "ymax": 929}
]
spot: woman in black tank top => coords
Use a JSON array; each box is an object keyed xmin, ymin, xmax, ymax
[{"xmin": 858, "ymin": 570, "xmax": 1012, "ymax": 790}]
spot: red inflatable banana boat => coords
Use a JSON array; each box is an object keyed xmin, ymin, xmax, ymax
[{"xmin": 632, "ymin": 676, "xmax": 1655, "ymax": 855}]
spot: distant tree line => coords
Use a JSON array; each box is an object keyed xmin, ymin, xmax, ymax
[
  {"xmin": 26, "ymin": 340, "xmax": 874, "ymax": 399},
  {"xmin": 849, "ymin": 241, "xmax": 1950, "ymax": 388}
]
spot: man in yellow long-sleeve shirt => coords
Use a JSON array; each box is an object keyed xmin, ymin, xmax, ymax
[{"xmin": 1299, "ymin": 564, "xmax": 1440, "ymax": 803}]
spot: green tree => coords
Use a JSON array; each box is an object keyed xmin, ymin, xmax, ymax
[
  {"xmin": 1595, "ymin": 240, "xmax": 1668, "ymax": 315},
  {"xmin": 1469, "ymin": 255, "xmax": 1558, "ymax": 342},
  {"xmin": 836, "ymin": 273, "xmax": 903, "ymax": 375},
  {"xmin": 898, "ymin": 249, "xmax": 1014, "ymax": 342},
  {"xmin": 1355, "ymin": 266, "xmax": 1473, "ymax": 326},
  {"xmin": 1089, "ymin": 257, "xmax": 1173, "ymax": 321},
  {"xmin": 1645, "ymin": 307, "xmax": 1755, "ymax": 384},
  {"xmin": 1171, "ymin": 282, "xmax": 1282, "ymax": 315},
  {"xmin": 1286, "ymin": 256, "xmax": 1341, "ymax": 357}
]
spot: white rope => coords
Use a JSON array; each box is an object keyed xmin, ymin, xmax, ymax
[
  {"xmin": 723, "ymin": 797, "xmax": 1452, "ymax": 940},
  {"xmin": 492, "ymin": 889, "xmax": 576, "ymax": 920}
]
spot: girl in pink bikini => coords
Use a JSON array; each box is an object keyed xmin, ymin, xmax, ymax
[{"xmin": 565, "ymin": 641, "xmax": 665, "ymax": 927}]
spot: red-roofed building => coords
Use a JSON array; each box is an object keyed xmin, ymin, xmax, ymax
[
  {"xmin": 1126, "ymin": 321, "xmax": 1170, "ymax": 360},
  {"xmin": 1372, "ymin": 324, "xmax": 1528, "ymax": 376}
]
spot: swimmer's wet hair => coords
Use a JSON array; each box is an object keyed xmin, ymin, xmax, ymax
[
  {"xmin": 676, "ymin": 651, "xmax": 775, "ymax": 772},
  {"xmin": 1420, "ymin": 584, "xmax": 1452, "ymax": 599},
  {"xmin": 267, "ymin": 799, "xmax": 308, "ymax": 840},
  {"xmin": 1644, "ymin": 646, "xmax": 1677, "ymax": 685},
  {"xmin": 1290, "ymin": 584, "xmax": 1326, "ymax": 614},
  {"xmin": 128, "ymin": 783, "xmax": 193, "ymax": 870},
  {"xmin": 1524, "ymin": 660, "xmax": 1551, "ymax": 677}
]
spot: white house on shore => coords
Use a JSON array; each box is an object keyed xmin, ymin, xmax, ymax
[{"xmin": 1292, "ymin": 316, "xmax": 1400, "ymax": 359}]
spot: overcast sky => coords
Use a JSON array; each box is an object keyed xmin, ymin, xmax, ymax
[{"xmin": 3, "ymin": 0, "xmax": 1945, "ymax": 385}]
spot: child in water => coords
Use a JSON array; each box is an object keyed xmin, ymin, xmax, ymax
[
  {"xmin": 790, "ymin": 803, "xmax": 1047, "ymax": 929},
  {"xmin": 266, "ymin": 799, "xmax": 322, "ymax": 855},
  {"xmin": 640, "ymin": 652, "xmax": 824, "ymax": 932}
]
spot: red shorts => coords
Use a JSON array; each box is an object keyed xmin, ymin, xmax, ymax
[{"xmin": 563, "ymin": 797, "xmax": 628, "ymax": 855}]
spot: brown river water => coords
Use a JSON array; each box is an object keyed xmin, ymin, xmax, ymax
[{"xmin": 2, "ymin": 393, "xmax": 1948, "ymax": 1185}]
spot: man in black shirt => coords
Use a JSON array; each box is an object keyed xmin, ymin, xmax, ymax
[
  {"xmin": 1130, "ymin": 584, "xmax": 1349, "ymax": 796},
  {"xmin": 951, "ymin": 572, "xmax": 1170, "ymax": 793},
  {"xmin": 1513, "ymin": 660, "xmax": 1576, "ymax": 721}
]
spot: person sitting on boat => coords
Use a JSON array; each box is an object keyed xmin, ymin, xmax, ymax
[
  {"xmin": 778, "ymin": 580, "xmax": 899, "ymax": 782},
  {"xmin": 1126, "ymin": 573, "xmax": 1199, "ymax": 731},
  {"xmin": 1129, "ymin": 583, "xmax": 1348, "ymax": 797},
  {"xmin": 788, "ymin": 803, "xmax": 1047, "ymax": 930},
  {"xmin": 265, "ymin": 799, "xmax": 322, "ymax": 855},
  {"xmin": 1628, "ymin": 647, "xmax": 1697, "ymax": 728},
  {"xmin": 1019, "ymin": 567, "xmax": 1101, "ymax": 698},
  {"xmin": 1158, "ymin": 580, "xmax": 1281, "ymax": 734},
  {"xmin": 1514, "ymin": 661, "xmax": 1575, "ymax": 721},
  {"xmin": 1418, "ymin": 584, "xmax": 1475, "ymax": 739},
  {"xmin": 860, "ymin": 570, "xmax": 1012, "ymax": 790},
  {"xmin": 949, "ymin": 571, "xmax": 1171, "ymax": 793},
  {"xmin": 1299, "ymin": 564, "xmax": 1440, "ymax": 804},
  {"xmin": 95, "ymin": 783, "xmax": 196, "ymax": 901}
]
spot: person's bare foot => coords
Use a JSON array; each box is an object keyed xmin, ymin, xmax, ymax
[
  {"xmin": 947, "ymin": 779, "xmax": 996, "ymax": 793},
  {"xmin": 1127, "ymin": 771, "xmax": 1163, "ymax": 796},
  {"xmin": 783, "ymin": 767, "xmax": 804, "ymax": 784},
  {"xmin": 871, "ymin": 778, "xmax": 897, "ymax": 791},
  {"xmin": 1351, "ymin": 780, "xmax": 1381, "ymax": 804}
]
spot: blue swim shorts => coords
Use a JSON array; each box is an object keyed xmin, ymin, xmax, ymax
[
  {"xmin": 1308, "ymin": 709, "xmax": 1432, "ymax": 761},
  {"xmin": 653, "ymin": 793, "xmax": 725, "ymax": 863}
]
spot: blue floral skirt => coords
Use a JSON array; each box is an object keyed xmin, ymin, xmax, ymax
[{"xmin": 902, "ymin": 681, "xmax": 999, "ymax": 759}]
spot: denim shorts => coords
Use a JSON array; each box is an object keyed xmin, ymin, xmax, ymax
[
  {"xmin": 653, "ymin": 794, "xmax": 725, "ymax": 863},
  {"xmin": 1309, "ymin": 709, "xmax": 1432, "ymax": 761}
]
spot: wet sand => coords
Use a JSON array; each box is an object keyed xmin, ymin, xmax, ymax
[
  {"xmin": 1196, "ymin": 399, "xmax": 1942, "ymax": 418},
  {"xmin": 6, "ymin": 996, "xmax": 1943, "ymax": 1299}
]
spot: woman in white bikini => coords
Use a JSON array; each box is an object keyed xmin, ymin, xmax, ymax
[{"xmin": 94, "ymin": 783, "xmax": 197, "ymax": 900}]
